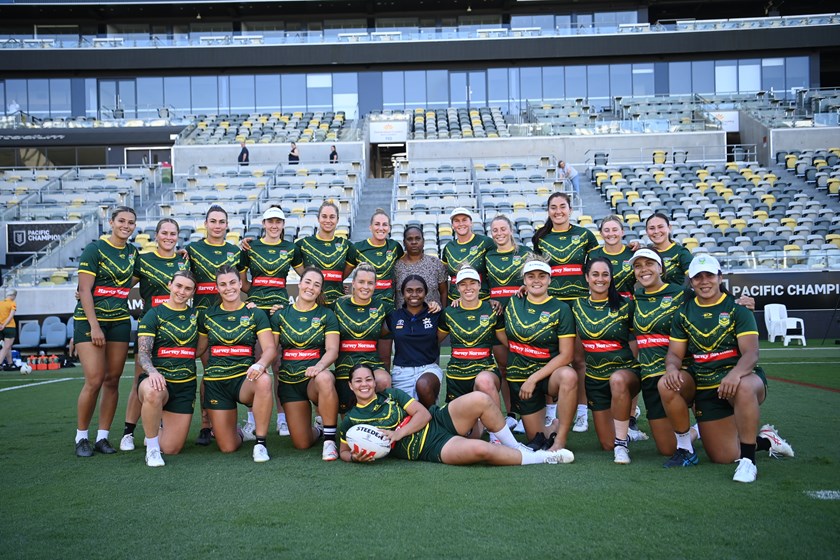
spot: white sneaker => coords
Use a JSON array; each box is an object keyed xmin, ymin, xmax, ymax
[
  {"xmin": 542, "ymin": 448, "xmax": 575, "ymax": 464},
  {"xmin": 277, "ymin": 421, "xmax": 290, "ymax": 436},
  {"xmin": 252, "ymin": 443, "xmax": 270, "ymax": 463},
  {"xmin": 119, "ymin": 433, "xmax": 135, "ymax": 451},
  {"xmin": 314, "ymin": 415, "xmax": 324, "ymax": 433},
  {"xmin": 322, "ymin": 440, "xmax": 338, "ymax": 461},
  {"xmin": 759, "ymin": 424, "xmax": 794, "ymax": 458},
  {"xmin": 614, "ymin": 445, "xmax": 631, "ymax": 464},
  {"xmin": 634, "ymin": 405, "xmax": 641, "ymax": 419},
  {"xmin": 145, "ymin": 448, "xmax": 165, "ymax": 467},
  {"xmin": 628, "ymin": 428, "xmax": 650, "ymax": 441},
  {"xmin": 733, "ymin": 458, "xmax": 757, "ymax": 483},
  {"xmin": 572, "ymin": 413, "xmax": 589, "ymax": 433},
  {"xmin": 513, "ymin": 419, "xmax": 525, "ymax": 434},
  {"xmin": 241, "ymin": 421, "xmax": 256, "ymax": 441}
]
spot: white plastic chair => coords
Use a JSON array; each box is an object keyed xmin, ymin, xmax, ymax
[{"xmin": 764, "ymin": 303, "xmax": 806, "ymax": 346}]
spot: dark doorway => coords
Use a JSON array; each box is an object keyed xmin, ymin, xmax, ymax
[{"xmin": 370, "ymin": 143, "xmax": 405, "ymax": 178}]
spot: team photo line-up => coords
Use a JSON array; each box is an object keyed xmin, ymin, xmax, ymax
[{"xmin": 69, "ymin": 192, "xmax": 794, "ymax": 481}]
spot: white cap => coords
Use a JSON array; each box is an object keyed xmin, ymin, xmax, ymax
[
  {"xmin": 522, "ymin": 260, "xmax": 552, "ymax": 275},
  {"xmin": 455, "ymin": 268, "xmax": 481, "ymax": 284},
  {"xmin": 262, "ymin": 207, "xmax": 286, "ymax": 221},
  {"xmin": 450, "ymin": 207, "xmax": 473, "ymax": 221},
  {"xmin": 688, "ymin": 253, "xmax": 721, "ymax": 278},
  {"xmin": 628, "ymin": 248, "xmax": 662, "ymax": 268}
]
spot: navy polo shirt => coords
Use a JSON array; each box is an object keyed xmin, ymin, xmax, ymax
[{"xmin": 386, "ymin": 304, "xmax": 441, "ymax": 367}]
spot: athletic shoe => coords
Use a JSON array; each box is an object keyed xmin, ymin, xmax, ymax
[
  {"xmin": 505, "ymin": 416, "xmax": 518, "ymax": 430},
  {"xmin": 322, "ymin": 440, "xmax": 338, "ymax": 461},
  {"xmin": 759, "ymin": 424, "xmax": 795, "ymax": 458},
  {"xmin": 628, "ymin": 427, "xmax": 650, "ymax": 442},
  {"xmin": 241, "ymin": 421, "xmax": 256, "ymax": 442},
  {"xmin": 119, "ymin": 433, "xmax": 135, "ymax": 451},
  {"xmin": 544, "ymin": 415, "xmax": 555, "ymax": 428},
  {"xmin": 145, "ymin": 448, "xmax": 165, "ymax": 467},
  {"xmin": 277, "ymin": 421, "xmax": 290, "ymax": 436},
  {"xmin": 542, "ymin": 448, "xmax": 575, "ymax": 464},
  {"xmin": 75, "ymin": 438, "xmax": 94, "ymax": 458},
  {"xmin": 572, "ymin": 413, "xmax": 588, "ymax": 433},
  {"xmin": 634, "ymin": 405, "xmax": 641, "ymax": 419},
  {"xmin": 252, "ymin": 443, "xmax": 270, "ymax": 463},
  {"xmin": 663, "ymin": 448, "xmax": 699, "ymax": 468},
  {"xmin": 525, "ymin": 433, "xmax": 547, "ymax": 452},
  {"xmin": 513, "ymin": 419, "xmax": 525, "ymax": 434},
  {"xmin": 314, "ymin": 415, "xmax": 323, "ymax": 432},
  {"xmin": 733, "ymin": 458, "xmax": 757, "ymax": 483},
  {"xmin": 614, "ymin": 445, "xmax": 631, "ymax": 465},
  {"xmin": 196, "ymin": 427, "xmax": 213, "ymax": 446},
  {"xmin": 94, "ymin": 438, "xmax": 117, "ymax": 454},
  {"xmin": 542, "ymin": 432, "xmax": 557, "ymax": 451}
]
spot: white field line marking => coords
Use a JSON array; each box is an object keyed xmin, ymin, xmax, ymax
[
  {"xmin": 764, "ymin": 361, "xmax": 840, "ymax": 365},
  {"xmin": 0, "ymin": 377, "xmax": 75, "ymax": 392},
  {"xmin": 804, "ymin": 490, "xmax": 840, "ymax": 500}
]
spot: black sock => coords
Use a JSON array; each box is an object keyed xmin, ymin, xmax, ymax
[
  {"xmin": 255, "ymin": 436, "xmax": 266, "ymax": 446},
  {"xmin": 324, "ymin": 426, "xmax": 337, "ymax": 442},
  {"xmin": 614, "ymin": 438, "xmax": 628, "ymax": 449},
  {"xmin": 757, "ymin": 436, "xmax": 771, "ymax": 451},
  {"xmin": 123, "ymin": 422, "xmax": 136, "ymax": 436},
  {"xmin": 507, "ymin": 413, "xmax": 517, "ymax": 419},
  {"xmin": 740, "ymin": 441, "xmax": 756, "ymax": 463}
]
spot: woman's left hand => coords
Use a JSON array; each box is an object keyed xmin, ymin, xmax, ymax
[
  {"xmin": 304, "ymin": 366, "xmax": 322, "ymax": 378},
  {"xmin": 519, "ymin": 377, "xmax": 537, "ymax": 400},
  {"xmin": 717, "ymin": 371, "xmax": 741, "ymax": 400},
  {"xmin": 489, "ymin": 299, "xmax": 502, "ymax": 315},
  {"xmin": 246, "ymin": 363, "xmax": 265, "ymax": 382},
  {"xmin": 427, "ymin": 301, "xmax": 441, "ymax": 314}
]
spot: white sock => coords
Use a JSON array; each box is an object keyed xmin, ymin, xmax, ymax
[
  {"xmin": 146, "ymin": 436, "xmax": 160, "ymax": 452},
  {"xmin": 491, "ymin": 425, "xmax": 519, "ymax": 449},
  {"xmin": 505, "ymin": 415, "xmax": 517, "ymax": 429},
  {"xmin": 676, "ymin": 430, "xmax": 694, "ymax": 453},
  {"xmin": 614, "ymin": 419, "xmax": 630, "ymax": 441},
  {"xmin": 96, "ymin": 429, "xmax": 109, "ymax": 442},
  {"xmin": 545, "ymin": 403, "xmax": 557, "ymax": 422},
  {"xmin": 277, "ymin": 412, "xmax": 286, "ymax": 424},
  {"xmin": 576, "ymin": 404, "xmax": 587, "ymax": 418},
  {"xmin": 489, "ymin": 433, "xmax": 500, "ymax": 444},
  {"xmin": 75, "ymin": 429, "xmax": 88, "ymax": 444},
  {"xmin": 520, "ymin": 448, "xmax": 547, "ymax": 465},
  {"xmin": 247, "ymin": 410, "xmax": 255, "ymax": 424},
  {"xmin": 691, "ymin": 423, "xmax": 701, "ymax": 441}
]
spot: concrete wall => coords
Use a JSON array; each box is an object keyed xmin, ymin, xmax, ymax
[
  {"xmin": 738, "ymin": 112, "xmax": 772, "ymax": 166},
  {"xmin": 771, "ymin": 127, "xmax": 840, "ymax": 161}
]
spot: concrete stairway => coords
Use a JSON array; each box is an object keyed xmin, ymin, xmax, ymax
[{"xmin": 351, "ymin": 177, "xmax": 395, "ymax": 242}]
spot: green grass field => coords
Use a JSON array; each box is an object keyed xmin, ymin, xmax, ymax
[{"xmin": 1, "ymin": 343, "xmax": 838, "ymax": 559}]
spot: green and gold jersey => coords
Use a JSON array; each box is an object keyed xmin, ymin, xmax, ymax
[
  {"xmin": 137, "ymin": 303, "xmax": 199, "ymax": 382},
  {"xmin": 333, "ymin": 296, "xmax": 387, "ymax": 380},
  {"xmin": 588, "ymin": 246, "xmax": 636, "ymax": 297},
  {"xmin": 134, "ymin": 250, "xmax": 189, "ymax": 316},
  {"xmin": 186, "ymin": 239, "xmax": 243, "ymax": 310},
  {"xmin": 197, "ymin": 304, "xmax": 271, "ymax": 380},
  {"xmin": 271, "ymin": 303, "xmax": 339, "ymax": 384},
  {"xmin": 293, "ymin": 235, "xmax": 355, "ymax": 306},
  {"xmin": 74, "ymin": 239, "xmax": 137, "ymax": 322},
  {"xmin": 670, "ymin": 293, "xmax": 759, "ymax": 389},
  {"xmin": 485, "ymin": 245, "xmax": 529, "ymax": 307},
  {"xmin": 658, "ymin": 242, "xmax": 693, "ymax": 286},
  {"xmin": 633, "ymin": 283, "xmax": 686, "ymax": 380},
  {"xmin": 441, "ymin": 233, "xmax": 495, "ymax": 301},
  {"xmin": 439, "ymin": 301, "xmax": 504, "ymax": 379},
  {"xmin": 348, "ymin": 239, "xmax": 404, "ymax": 311},
  {"xmin": 339, "ymin": 389, "xmax": 428, "ymax": 461},
  {"xmin": 534, "ymin": 225, "xmax": 599, "ymax": 300},
  {"xmin": 571, "ymin": 297, "xmax": 637, "ymax": 380},
  {"xmin": 504, "ymin": 296, "xmax": 576, "ymax": 383},
  {"xmin": 241, "ymin": 238, "xmax": 299, "ymax": 310}
]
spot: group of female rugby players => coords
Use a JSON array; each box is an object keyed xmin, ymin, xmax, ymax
[{"xmin": 71, "ymin": 191, "xmax": 793, "ymax": 482}]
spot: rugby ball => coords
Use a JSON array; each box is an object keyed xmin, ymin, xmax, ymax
[
  {"xmin": 20, "ymin": 363, "xmax": 32, "ymax": 375},
  {"xmin": 346, "ymin": 424, "xmax": 391, "ymax": 460}
]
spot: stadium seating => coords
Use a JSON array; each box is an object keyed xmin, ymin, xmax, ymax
[{"xmin": 180, "ymin": 111, "xmax": 346, "ymax": 145}]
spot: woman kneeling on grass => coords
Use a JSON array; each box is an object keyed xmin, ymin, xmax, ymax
[
  {"xmin": 660, "ymin": 254, "xmax": 793, "ymax": 482},
  {"xmin": 339, "ymin": 365, "xmax": 573, "ymax": 465},
  {"xmin": 195, "ymin": 265, "xmax": 277, "ymax": 463},
  {"xmin": 136, "ymin": 271, "xmax": 199, "ymax": 467}
]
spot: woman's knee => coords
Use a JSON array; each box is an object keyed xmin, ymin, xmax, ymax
[{"xmin": 474, "ymin": 373, "xmax": 497, "ymax": 395}]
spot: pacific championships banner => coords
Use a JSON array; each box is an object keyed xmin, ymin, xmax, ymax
[
  {"xmin": 6, "ymin": 221, "xmax": 78, "ymax": 254},
  {"xmin": 724, "ymin": 271, "xmax": 840, "ymax": 311}
]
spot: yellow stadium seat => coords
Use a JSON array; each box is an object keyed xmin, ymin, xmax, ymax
[{"xmin": 682, "ymin": 237, "xmax": 699, "ymax": 250}]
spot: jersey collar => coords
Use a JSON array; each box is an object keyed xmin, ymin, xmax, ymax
[{"xmin": 695, "ymin": 293, "xmax": 727, "ymax": 307}]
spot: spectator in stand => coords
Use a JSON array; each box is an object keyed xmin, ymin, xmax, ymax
[
  {"xmin": 329, "ymin": 145, "xmax": 339, "ymax": 164},
  {"xmin": 558, "ymin": 161, "xmax": 580, "ymax": 194},
  {"xmin": 238, "ymin": 143, "xmax": 250, "ymax": 166}
]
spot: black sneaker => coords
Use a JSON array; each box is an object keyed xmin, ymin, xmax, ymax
[
  {"xmin": 663, "ymin": 448, "xmax": 699, "ymax": 468},
  {"xmin": 525, "ymin": 432, "xmax": 547, "ymax": 452},
  {"xmin": 629, "ymin": 416, "xmax": 639, "ymax": 431},
  {"xmin": 542, "ymin": 432, "xmax": 557, "ymax": 450},
  {"xmin": 75, "ymin": 438, "xmax": 94, "ymax": 457},
  {"xmin": 196, "ymin": 427, "xmax": 213, "ymax": 446},
  {"xmin": 94, "ymin": 438, "xmax": 117, "ymax": 454}
]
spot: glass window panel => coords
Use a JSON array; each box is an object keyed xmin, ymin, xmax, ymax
[
  {"xmin": 255, "ymin": 74, "xmax": 281, "ymax": 112},
  {"xmin": 556, "ymin": 15, "xmax": 572, "ymax": 35},
  {"xmin": 543, "ymin": 66, "xmax": 565, "ymax": 104},
  {"xmin": 77, "ymin": 146, "xmax": 106, "ymax": 166},
  {"xmin": 49, "ymin": 79, "xmax": 72, "ymax": 118},
  {"xmin": 609, "ymin": 64, "xmax": 632, "ymax": 97},
  {"xmin": 450, "ymin": 72, "xmax": 467, "ymax": 108},
  {"xmin": 217, "ymin": 76, "xmax": 230, "ymax": 114},
  {"xmin": 761, "ymin": 58, "xmax": 785, "ymax": 96},
  {"xmin": 332, "ymin": 73, "xmax": 357, "ymax": 95},
  {"xmin": 118, "ymin": 79, "xmax": 136, "ymax": 117},
  {"xmin": 84, "ymin": 78, "xmax": 97, "ymax": 117},
  {"xmin": 26, "ymin": 79, "xmax": 49, "ymax": 116},
  {"xmin": 469, "ymin": 71, "xmax": 486, "ymax": 107},
  {"xmin": 0, "ymin": 148, "xmax": 15, "ymax": 168},
  {"xmin": 0, "ymin": 81, "xmax": 5, "ymax": 115},
  {"xmin": 785, "ymin": 56, "xmax": 809, "ymax": 93},
  {"xmin": 47, "ymin": 147, "xmax": 76, "ymax": 167},
  {"xmin": 738, "ymin": 60, "xmax": 761, "ymax": 93},
  {"xmin": 714, "ymin": 60, "xmax": 737, "ymax": 93},
  {"xmin": 586, "ymin": 65, "xmax": 609, "ymax": 108},
  {"xmin": 426, "ymin": 70, "xmax": 448, "ymax": 110},
  {"xmin": 6, "ymin": 80, "xmax": 27, "ymax": 114},
  {"xmin": 382, "ymin": 71, "xmax": 405, "ymax": 111},
  {"xmin": 228, "ymin": 75, "xmax": 254, "ymax": 114},
  {"xmin": 520, "ymin": 67, "xmax": 541, "ymax": 104},
  {"xmin": 163, "ymin": 77, "xmax": 190, "ymax": 114},
  {"xmin": 632, "ymin": 63, "xmax": 655, "ymax": 96},
  {"xmin": 511, "ymin": 15, "xmax": 554, "ymax": 30},
  {"xmin": 487, "ymin": 68, "xmax": 509, "ymax": 112},
  {"xmin": 190, "ymin": 76, "xmax": 217, "ymax": 114},
  {"xmin": 137, "ymin": 77, "xmax": 164, "ymax": 119},
  {"xmin": 692, "ymin": 61, "xmax": 715, "ymax": 95},
  {"xmin": 404, "ymin": 71, "xmax": 426, "ymax": 107},
  {"xmin": 565, "ymin": 66, "xmax": 586, "ymax": 99},
  {"xmin": 307, "ymin": 73, "xmax": 332, "ymax": 111},
  {"xmin": 668, "ymin": 62, "xmax": 692, "ymax": 95},
  {"xmin": 281, "ymin": 74, "xmax": 306, "ymax": 113}
]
